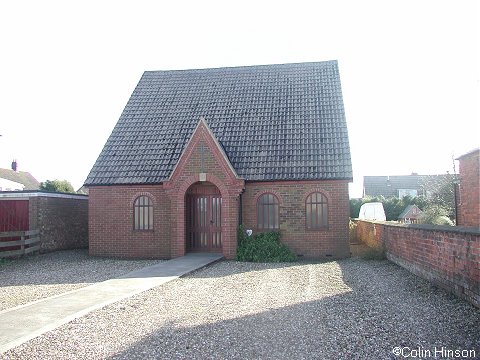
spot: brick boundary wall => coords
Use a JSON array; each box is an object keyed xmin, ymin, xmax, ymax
[
  {"xmin": 0, "ymin": 191, "xmax": 88, "ymax": 252},
  {"xmin": 30, "ymin": 194, "xmax": 88, "ymax": 252},
  {"xmin": 353, "ymin": 220, "xmax": 480, "ymax": 308}
]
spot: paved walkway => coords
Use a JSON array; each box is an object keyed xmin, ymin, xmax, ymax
[{"xmin": 0, "ymin": 253, "xmax": 223, "ymax": 354}]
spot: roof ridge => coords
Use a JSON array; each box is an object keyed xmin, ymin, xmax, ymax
[{"xmin": 143, "ymin": 60, "xmax": 338, "ymax": 74}]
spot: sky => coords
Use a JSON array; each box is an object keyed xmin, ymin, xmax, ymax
[{"xmin": 0, "ymin": 0, "xmax": 478, "ymax": 198}]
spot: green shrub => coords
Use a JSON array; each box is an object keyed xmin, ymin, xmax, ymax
[
  {"xmin": 236, "ymin": 227, "xmax": 297, "ymax": 263},
  {"xmin": 418, "ymin": 205, "xmax": 454, "ymax": 226},
  {"xmin": 40, "ymin": 179, "xmax": 75, "ymax": 193},
  {"xmin": 238, "ymin": 224, "xmax": 248, "ymax": 245}
]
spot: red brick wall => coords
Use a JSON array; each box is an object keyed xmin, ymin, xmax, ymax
[
  {"xmin": 457, "ymin": 149, "xmax": 480, "ymax": 228},
  {"xmin": 88, "ymin": 180, "xmax": 242, "ymax": 260},
  {"xmin": 88, "ymin": 185, "xmax": 171, "ymax": 259},
  {"xmin": 242, "ymin": 180, "xmax": 351, "ymax": 259},
  {"xmin": 89, "ymin": 179, "xmax": 351, "ymax": 260},
  {"xmin": 354, "ymin": 220, "xmax": 480, "ymax": 308}
]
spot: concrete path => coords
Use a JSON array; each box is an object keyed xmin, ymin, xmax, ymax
[{"xmin": 0, "ymin": 253, "xmax": 223, "ymax": 354}]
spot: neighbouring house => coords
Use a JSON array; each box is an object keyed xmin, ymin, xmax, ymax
[
  {"xmin": 0, "ymin": 160, "xmax": 40, "ymax": 191},
  {"xmin": 0, "ymin": 178, "xmax": 24, "ymax": 191},
  {"xmin": 363, "ymin": 174, "xmax": 454, "ymax": 199},
  {"xmin": 84, "ymin": 61, "xmax": 353, "ymax": 260},
  {"xmin": 456, "ymin": 148, "xmax": 480, "ymax": 228},
  {"xmin": 76, "ymin": 186, "xmax": 89, "ymax": 195},
  {"xmin": 398, "ymin": 204, "xmax": 423, "ymax": 224}
]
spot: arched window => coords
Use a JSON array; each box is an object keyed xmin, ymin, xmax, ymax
[
  {"xmin": 306, "ymin": 192, "xmax": 328, "ymax": 229},
  {"xmin": 257, "ymin": 193, "xmax": 279, "ymax": 230},
  {"xmin": 133, "ymin": 196, "xmax": 153, "ymax": 230}
]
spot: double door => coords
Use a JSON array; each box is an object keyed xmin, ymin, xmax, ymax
[{"xmin": 186, "ymin": 191, "xmax": 222, "ymax": 252}]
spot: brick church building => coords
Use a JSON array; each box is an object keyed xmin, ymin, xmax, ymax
[{"xmin": 85, "ymin": 61, "xmax": 353, "ymax": 259}]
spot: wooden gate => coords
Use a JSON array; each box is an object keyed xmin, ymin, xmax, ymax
[
  {"xmin": 186, "ymin": 183, "xmax": 222, "ymax": 252},
  {"xmin": 0, "ymin": 200, "xmax": 29, "ymax": 232},
  {"xmin": 0, "ymin": 200, "xmax": 30, "ymax": 254}
]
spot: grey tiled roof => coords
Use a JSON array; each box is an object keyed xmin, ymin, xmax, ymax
[
  {"xmin": 363, "ymin": 174, "xmax": 454, "ymax": 198},
  {"xmin": 85, "ymin": 61, "xmax": 352, "ymax": 185}
]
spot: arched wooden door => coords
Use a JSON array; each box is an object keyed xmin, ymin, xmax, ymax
[{"xmin": 185, "ymin": 183, "xmax": 222, "ymax": 253}]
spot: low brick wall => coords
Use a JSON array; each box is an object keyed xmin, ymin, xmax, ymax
[{"xmin": 354, "ymin": 220, "xmax": 480, "ymax": 308}]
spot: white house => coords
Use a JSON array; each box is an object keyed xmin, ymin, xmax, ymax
[{"xmin": 0, "ymin": 178, "xmax": 24, "ymax": 191}]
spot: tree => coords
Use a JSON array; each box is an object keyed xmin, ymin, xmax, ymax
[
  {"xmin": 350, "ymin": 195, "xmax": 428, "ymax": 221},
  {"xmin": 40, "ymin": 179, "xmax": 75, "ymax": 193},
  {"xmin": 418, "ymin": 205, "xmax": 454, "ymax": 226},
  {"xmin": 351, "ymin": 175, "xmax": 457, "ymax": 222},
  {"xmin": 421, "ymin": 174, "xmax": 457, "ymax": 216}
]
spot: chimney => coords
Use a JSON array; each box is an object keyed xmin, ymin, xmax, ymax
[{"xmin": 11, "ymin": 159, "xmax": 17, "ymax": 172}]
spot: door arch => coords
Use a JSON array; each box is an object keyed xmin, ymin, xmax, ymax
[{"xmin": 185, "ymin": 182, "xmax": 222, "ymax": 253}]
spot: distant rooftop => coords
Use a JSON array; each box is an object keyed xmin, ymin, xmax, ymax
[
  {"xmin": 0, "ymin": 168, "xmax": 40, "ymax": 190},
  {"xmin": 363, "ymin": 174, "xmax": 454, "ymax": 198}
]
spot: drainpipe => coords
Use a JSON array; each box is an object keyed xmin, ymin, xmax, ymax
[
  {"xmin": 452, "ymin": 155, "xmax": 459, "ymax": 225},
  {"xmin": 454, "ymin": 182, "xmax": 459, "ymax": 225},
  {"xmin": 239, "ymin": 189, "xmax": 244, "ymax": 225}
]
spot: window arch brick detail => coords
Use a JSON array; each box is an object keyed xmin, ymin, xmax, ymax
[
  {"xmin": 130, "ymin": 192, "xmax": 156, "ymax": 207},
  {"xmin": 254, "ymin": 189, "xmax": 283, "ymax": 204},
  {"xmin": 302, "ymin": 188, "xmax": 332, "ymax": 203}
]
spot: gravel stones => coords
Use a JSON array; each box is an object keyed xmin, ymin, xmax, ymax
[
  {"xmin": 1, "ymin": 256, "xmax": 479, "ymax": 359},
  {"xmin": 0, "ymin": 250, "xmax": 160, "ymax": 311}
]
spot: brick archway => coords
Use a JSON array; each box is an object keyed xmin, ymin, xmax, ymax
[
  {"xmin": 165, "ymin": 173, "xmax": 243, "ymax": 259},
  {"xmin": 162, "ymin": 119, "xmax": 245, "ymax": 259}
]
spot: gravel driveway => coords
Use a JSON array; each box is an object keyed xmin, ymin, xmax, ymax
[
  {"xmin": 1, "ymin": 254, "xmax": 479, "ymax": 359},
  {"xmin": 0, "ymin": 250, "xmax": 160, "ymax": 311}
]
